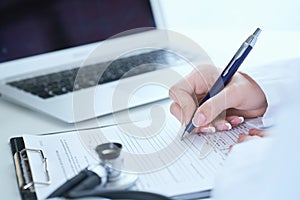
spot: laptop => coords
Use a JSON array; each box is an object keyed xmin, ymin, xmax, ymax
[{"xmin": 0, "ymin": 0, "xmax": 195, "ymax": 123}]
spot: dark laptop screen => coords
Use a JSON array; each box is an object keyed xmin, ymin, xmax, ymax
[{"xmin": 0, "ymin": 0, "xmax": 156, "ymax": 63}]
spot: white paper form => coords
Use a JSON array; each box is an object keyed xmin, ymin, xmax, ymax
[{"xmin": 22, "ymin": 115, "xmax": 257, "ymax": 199}]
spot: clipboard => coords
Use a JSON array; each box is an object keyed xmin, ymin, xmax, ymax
[
  {"xmin": 10, "ymin": 137, "xmax": 51, "ymax": 200},
  {"xmin": 8, "ymin": 117, "xmax": 260, "ymax": 200},
  {"xmin": 10, "ymin": 136, "xmax": 212, "ymax": 200},
  {"xmin": 10, "ymin": 137, "xmax": 213, "ymax": 200}
]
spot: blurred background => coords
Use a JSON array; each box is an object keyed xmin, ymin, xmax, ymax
[
  {"xmin": 159, "ymin": 0, "xmax": 300, "ymax": 69},
  {"xmin": 160, "ymin": 0, "xmax": 300, "ymax": 31}
]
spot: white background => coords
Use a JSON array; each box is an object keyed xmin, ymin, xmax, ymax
[
  {"xmin": 159, "ymin": 0, "xmax": 300, "ymax": 69},
  {"xmin": 160, "ymin": 0, "xmax": 300, "ymax": 31}
]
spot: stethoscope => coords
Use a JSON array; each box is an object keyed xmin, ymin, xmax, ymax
[{"xmin": 47, "ymin": 142, "xmax": 171, "ymax": 200}]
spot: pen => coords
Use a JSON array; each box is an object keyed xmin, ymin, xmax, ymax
[{"xmin": 181, "ymin": 28, "xmax": 262, "ymax": 140}]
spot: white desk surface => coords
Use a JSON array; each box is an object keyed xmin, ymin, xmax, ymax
[
  {"xmin": 0, "ymin": 95, "xmax": 172, "ymax": 199},
  {"xmin": 1, "ymin": 30, "xmax": 299, "ymax": 199}
]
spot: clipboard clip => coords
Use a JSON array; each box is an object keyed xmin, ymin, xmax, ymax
[{"xmin": 14, "ymin": 148, "xmax": 51, "ymax": 192}]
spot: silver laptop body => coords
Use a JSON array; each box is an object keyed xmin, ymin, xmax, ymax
[{"xmin": 0, "ymin": 0, "xmax": 194, "ymax": 123}]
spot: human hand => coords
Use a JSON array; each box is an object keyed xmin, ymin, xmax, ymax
[
  {"xmin": 169, "ymin": 64, "xmax": 267, "ymax": 133},
  {"xmin": 237, "ymin": 128, "xmax": 269, "ymax": 143},
  {"xmin": 228, "ymin": 128, "xmax": 268, "ymax": 151}
]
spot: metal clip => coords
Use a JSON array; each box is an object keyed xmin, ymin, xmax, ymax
[{"xmin": 14, "ymin": 148, "xmax": 51, "ymax": 191}]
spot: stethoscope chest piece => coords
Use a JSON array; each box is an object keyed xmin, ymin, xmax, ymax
[{"xmin": 95, "ymin": 142, "xmax": 138, "ymax": 190}]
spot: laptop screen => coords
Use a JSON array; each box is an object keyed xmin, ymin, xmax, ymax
[{"xmin": 0, "ymin": 0, "xmax": 156, "ymax": 63}]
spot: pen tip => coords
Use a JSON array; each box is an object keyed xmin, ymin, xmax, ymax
[{"xmin": 180, "ymin": 131, "xmax": 187, "ymax": 141}]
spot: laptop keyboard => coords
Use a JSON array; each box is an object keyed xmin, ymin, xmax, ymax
[{"xmin": 8, "ymin": 50, "xmax": 182, "ymax": 99}]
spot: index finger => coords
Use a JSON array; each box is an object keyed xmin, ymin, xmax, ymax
[{"xmin": 169, "ymin": 65, "xmax": 219, "ymax": 124}]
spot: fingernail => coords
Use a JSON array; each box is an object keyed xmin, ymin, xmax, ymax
[
  {"xmin": 238, "ymin": 116, "xmax": 245, "ymax": 123},
  {"xmin": 224, "ymin": 122, "xmax": 232, "ymax": 130},
  {"xmin": 200, "ymin": 126, "xmax": 216, "ymax": 133},
  {"xmin": 192, "ymin": 113, "xmax": 206, "ymax": 127},
  {"xmin": 216, "ymin": 122, "xmax": 232, "ymax": 131},
  {"xmin": 230, "ymin": 116, "xmax": 245, "ymax": 125}
]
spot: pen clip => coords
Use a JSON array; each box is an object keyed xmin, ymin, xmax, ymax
[
  {"xmin": 222, "ymin": 42, "xmax": 250, "ymax": 77},
  {"xmin": 223, "ymin": 28, "xmax": 261, "ymax": 77}
]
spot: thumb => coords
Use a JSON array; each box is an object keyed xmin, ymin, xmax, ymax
[
  {"xmin": 170, "ymin": 89, "xmax": 197, "ymax": 125},
  {"xmin": 192, "ymin": 88, "xmax": 232, "ymax": 127}
]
